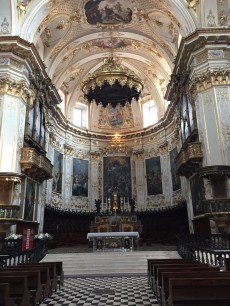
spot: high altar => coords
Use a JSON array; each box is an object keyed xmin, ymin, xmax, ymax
[{"xmin": 88, "ymin": 193, "xmax": 142, "ymax": 252}]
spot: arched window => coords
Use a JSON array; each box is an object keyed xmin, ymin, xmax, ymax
[
  {"xmin": 73, "ymin": 102, "xmax": 88, "ymax": 129},
  {"xmin": 143, "ymin": 100, "xmax": 158, "ymax": 128}
]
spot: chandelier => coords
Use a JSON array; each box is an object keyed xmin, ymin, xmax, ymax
[{"xmin": 82, "ymin": 57, "xmax": 143, "ymax": 108}]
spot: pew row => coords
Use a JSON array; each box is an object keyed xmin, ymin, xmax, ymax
[
  {"xmin": 168, "ymin": 277, "xmax": 230, "ymax": 306},
  {"xmin": 160, "ymin": 269, "xmax": 227, "ymax": 306},
  {"xmin": 0, "ymin": 283, "xmax": 14, "ymax": 306},
  {"xmin": 0, "ymin": 270, "xmax": 43, "ymax": 305},
  {"xmin": 147, "ymin": 259, "xmax": 195, "ymax": 288},
  {"xmin": 6, "ymin": 265, "xmax": 52, "ymax": 300},
  {"xmin": 0, "ymin": 275, "xmax": 30, "ymax": 306}
]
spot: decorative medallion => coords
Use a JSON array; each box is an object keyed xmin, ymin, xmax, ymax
[{"xmin": 84, "ymin": 0, "xmax": 133, "ymax": 25}]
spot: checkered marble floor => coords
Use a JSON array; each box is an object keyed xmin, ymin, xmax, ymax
[{"xmin": 40, "ymin": 275, "xmax": 159, "ymax": 306}]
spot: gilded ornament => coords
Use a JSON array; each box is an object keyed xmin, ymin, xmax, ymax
[{"xmin": 187, "ymin": 0, "xmax": 199, "ymax": 14}]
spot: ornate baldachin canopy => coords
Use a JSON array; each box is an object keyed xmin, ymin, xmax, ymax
[{"xmin": 81, "ymin": 57, "xmax": 143, "ymax": 108}]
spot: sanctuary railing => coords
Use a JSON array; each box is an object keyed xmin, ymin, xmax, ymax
[
  {"xmin": 177, "ymin": 234, "xmax": 230, "ymax": 267},
  {"xmin": 0, "ymin": 238, "xmax": 48, "ymax": 267}
]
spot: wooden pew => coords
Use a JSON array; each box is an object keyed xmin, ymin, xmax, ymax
[
  {"xmin": 0, "ymin": 270, "xmax": 43, "ymax": 305},
  {"xmin": 151, "ymin": 262, "xmax": 208, "ymax": 296},
  {"xmin": 147, "ymin": 259, "xmax": 195, "ymax": 288},
  {"xmin": 168, "ymin": 277, "xmax": 230, "ymax": 306},
  {"xmin": 224, "ymin": 258, "xmax": 230, "ymax": 271},
  {"xmin": 40, "ymin": 261, "xmax": 64, "ymax": 289},
  {"xmin": 0, "ymin": 283, "xmax": 14, "ymax": 306},
  {"xmin": 20, "ymin": 262, "xmax": 58, "ymax": 293},
  {"xmin": 6, "ymin": 265, "xmax": 51, "ymax": 299},
  {"xmin": 160, "ymin": 269, "xmax": 224, "ymax": 306},
  {"xmin": 156, "ymin": 266, "xmax": 219, "ymax": 302},
  {"xmin": 0, "ymin": 275, "xmax": 30, "ymax": 306}
]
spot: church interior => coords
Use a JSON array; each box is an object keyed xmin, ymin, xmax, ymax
[{"xmin": 1, "ymin": 0, "xmax": 230, "ymax": 305}]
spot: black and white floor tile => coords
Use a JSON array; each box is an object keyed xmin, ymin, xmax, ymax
[{"xmin": 40, "ymin": 275, "xmax": 159, "ymax": 306}]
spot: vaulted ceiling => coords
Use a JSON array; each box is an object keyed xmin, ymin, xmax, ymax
[{"xmin": 17, "ymin": 0, "xmax": 196, "ymax": 129}]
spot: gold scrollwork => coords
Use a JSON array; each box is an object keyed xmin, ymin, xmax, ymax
[
  {"xmin": 190, "ymin": 69, "xmax": 229, "ymax": 93},
  {"xmin": 0, "ymin": 78, "xmax": 32, "ymax": 103}
]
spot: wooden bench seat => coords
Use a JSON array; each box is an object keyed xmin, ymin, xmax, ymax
[
  {"xmin": 156, "ymin": 266, "xmax": 219, "ymax": 302},
  {"xmin": 0, "ymin": 275, "xmax": 30, "ymax": 306},
  {"xmin": 0, "ymin": 283, "xmax": 14, "ymax": 306},
  {"xmin": 147, "ymin": 259, "xmax": 195, "ymax": 288},
  {"xmin": 0, "ymin": 270, "xmax": 43, "ymax": 305},
  {"xmin": 151, "ymin": 262, "xmax": 208, "ymax": 296},
  {"xmin": 168, "ymin": 277, "xmax": 230, "ymax": 306},
  {"xmin": 7, "ymin": 265, "xmax": 51, "ymax": 299},
  {"xmin": 160, "ymin": 269, "xmax": 224, "ymax": 306},
  {"xmin": 40, "ymin": 261, "xmax": 64, "ymax": 289},
  {"xmin": 21, "ymin": 262, "xmax": 58, "ymax": 292}
]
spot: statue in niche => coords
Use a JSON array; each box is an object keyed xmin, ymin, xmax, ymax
[
  {"xmin": 95, "ymin": 199, "xmax": 102, "ymax": 213},
  {"xmin": 129, "ymin": 198, "xmax": 135, "ymax": 213}
]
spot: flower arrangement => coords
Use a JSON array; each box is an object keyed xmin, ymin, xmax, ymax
[
  {"xmin": 34, "ymin": 233, "xmax": 52, "ymax": 240},
  {"xmin": 5, "ymin": 233, "xmax": 22, "ymax": 240}
]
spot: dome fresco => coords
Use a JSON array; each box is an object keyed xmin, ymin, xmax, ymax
[{"xmin": 17, "ymin": 0, "xmax": 196, "ymax": 133}]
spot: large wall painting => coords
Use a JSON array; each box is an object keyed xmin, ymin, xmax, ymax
[
  {"xmin": 170, "ymin": 148, "xmax": 181, "ymax": 191},
  {"xmin": 103, "ymin": 156, "xmax": 131, "ymax": 198},
  {"xmin": 108, "ymin": 104, "xmax": 124, "ymax": 127},
  {"xmin": 72, "ymin": 159, "xmax": 88, "ymax": 197},
  {"xmin": 24, "ymin": 179, "xmax": 36, "ymax": 221},
  {"xmin": 146, "ymin": 156, "xmax": 163, "ymax": 195},
  {"xmin": 85, "ymin": 0, "xmax": 133, "ymax": 25},
  {"xmin": 52, "ymin": 149, "xmax": 63, "ymax": 193}
]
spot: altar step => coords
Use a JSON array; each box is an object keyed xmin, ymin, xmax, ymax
[{"xmin": 42, "ymin": 250, "xmax": 181, "ymax": 276}]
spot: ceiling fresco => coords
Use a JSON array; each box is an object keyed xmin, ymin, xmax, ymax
[{"xmin": 17, "ymin": 0, "xmax": 197, "ymax": 132}]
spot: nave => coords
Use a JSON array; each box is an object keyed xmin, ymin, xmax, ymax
[{"xmin": 39, "ymin": 249, "xmax": 180, "ymax": 305}]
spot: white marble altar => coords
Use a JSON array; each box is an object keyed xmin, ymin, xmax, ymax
[{"xmin": 87, "ymin": 232, "xmax": 139, "ymax": 252}]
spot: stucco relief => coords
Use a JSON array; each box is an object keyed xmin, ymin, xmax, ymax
[
  {"xmin": 218, "ymin": 0, "xmax": 230, "ymax": 26},
  {"xmin": 0, "ymin": 17, "xmax": 10, "ymax": 34},
  {"xmin": 216, "ymin": 88, "xmax": 230, "ymax": 147},
  {"xmin": 98, "ymin": 160, "xmax": 103, "ymax": 199},
  {"xmin": 0, "ymin": 57, "xmax": 10, "ymax": 65},
  {"xmin": 51, "ymin": 192, "xmax": 63, "ymax": 207},
  {"xmin": 172, "ymin": 189, "xmax": 185, "ymax": 204},
  {"xmin": 207, "ymin": 10, "xmax": 216, "ymax": 27},
  {"xmin": 70, "ymin": 196, "xmax": 89, "ymax": 211},
  {"xmin": 146, "ymin": 194, "xmax": 165, "ymax": 208}
]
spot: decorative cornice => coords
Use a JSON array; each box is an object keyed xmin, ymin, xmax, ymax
[
  {"xmin": 165, "ymin": 29, "xmax": 230, "ymax": 102},
  {"xmin": 0, "ymin": 36, "xmax": 62, "ymax": 105},
  {"xmin": 0, "ymin": 172, "xmax": 24, "ymax": 183},
  {"xmin": 199, "ymin": 165, "xmax": 230, "ymax": 179},
  {"xmin": 0, "ymin": 77, "xmax": 32, "ymax": 102},
  {"xmin": 190, "ymin": 69, "xmax": 229, "ymax": 93}
]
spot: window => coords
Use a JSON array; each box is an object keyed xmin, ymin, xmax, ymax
[
  {"xmin": 73, "ymin": 103, "xmax": 88, "ymax": 129},
  {"xmin": 143, "ymin": 100, "xmax": 158, "ymax": 128}
]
